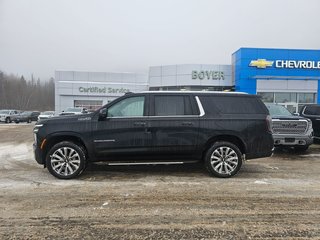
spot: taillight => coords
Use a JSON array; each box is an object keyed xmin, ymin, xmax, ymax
[{"xmin": 266, "ymin": 115, "xmax": 273, "ymax": 133}]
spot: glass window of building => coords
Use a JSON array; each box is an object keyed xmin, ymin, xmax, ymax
[
  {"xmin": 257, "ymin": 92, "xmax": 274, "ymax": 103},
  {"xmin": 274, "ymin": 93, "xmax": 297, "ymax": 103},
  {"xmin": 298, "ymin": 93, "xmax": 315, "ymax": 103},
  {"xmin": 74, "ymin": 100, "xmax": 103, "ymax": 111}
]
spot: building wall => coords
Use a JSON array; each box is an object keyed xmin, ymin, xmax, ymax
[
  {"xmin": 149, "ymin": 64, "xmax": 233, "ymax": 89},
  {"xmin": 55, "ymin": 71, "xmax": 148, "ymax": 113}
]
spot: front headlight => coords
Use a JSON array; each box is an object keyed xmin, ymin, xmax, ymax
[{"xmin": 33, "ymin": 124, "xmax": 43, "ymax": 133}]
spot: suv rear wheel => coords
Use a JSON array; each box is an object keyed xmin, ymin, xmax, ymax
[
  {"xmin": 46, "ymin": 141, "xmax": 86, "ymax": 179},
  {"xmin": 205, "ymin": 141, "xmax": 242, "ymax": 178}
]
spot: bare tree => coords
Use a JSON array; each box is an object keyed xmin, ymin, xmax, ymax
[{"xmin": 0, "ymin": 70, "xmax": 55, "ymax": 111}]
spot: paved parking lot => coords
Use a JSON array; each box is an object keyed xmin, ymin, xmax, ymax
[{"xmin": 1, "ymin": 123, "xmax": 320, "ymax": 239}]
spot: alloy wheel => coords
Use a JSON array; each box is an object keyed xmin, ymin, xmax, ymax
[
  {"xmin": 210, "ymin": 146, "xmax": 239, "ymax": 175},
  {"xmin": 50, "ymin": 147, "xmax": 81, "ymax": 176}
]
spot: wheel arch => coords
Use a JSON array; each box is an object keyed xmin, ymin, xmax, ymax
[
  {"xmin": 202, "ymin": 134, "xmax": 247, "ymax": 160},
  {"xmin": 42, "ymin": 132, "xmax": 89, "ymax": 166}
]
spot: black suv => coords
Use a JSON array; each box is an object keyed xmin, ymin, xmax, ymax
[
  {"xmin": 300, "ymin": 104, "xmax": 320, "ymax": 142},
  {"xmin": 33, "ymin": 91, "xmax": 274, "ymax": 179}
]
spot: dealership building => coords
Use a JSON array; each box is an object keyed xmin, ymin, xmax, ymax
[{"xmin": 55, "ymin": 47, "xmax": 320, "ymax": 113}]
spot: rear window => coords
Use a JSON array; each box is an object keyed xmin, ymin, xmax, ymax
[
  {"xmin": 199, "ymin": 95, "xmax": 267, "ymax": 115},
  {"xmin": 304, "ymin": 105, "xmax": 320, "ymax": 116}
]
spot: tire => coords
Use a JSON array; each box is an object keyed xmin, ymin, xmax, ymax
[
  {"xmin": 27, "ymin": 118, "xmax": 31, "ymax": 123},
  {"xmin": 5, "ymin": 117, "xmax": 11, "ymax": 123},
  {"xmin": 15, "ymin": 120, "xmax": 19, "ymax": 124},
  {"xmin": 46, "ymin": 141, "xmax": 86, "ymax": 179},
  {"xmin": 204, "ymin": 141, "xmax": 243, "ymax": 178},
  {"xmin": 294, "ymin": 145, "xmax": 309, "ymax": 152}
]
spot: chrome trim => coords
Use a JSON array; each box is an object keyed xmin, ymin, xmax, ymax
[
  {"xmin": 195, "ymin": 96, "xmax": 205, "ymax": 117},
  {"xmin": 94, "ymin": 139, "xmax": 116, "ymax": 143},
  {"xmin": 108, "ymin": 161, "xmax": 184, "ymax": 166},
  {"xmin": 271, "ymin": 119, "xmax": 309, "ymax": 135},
  {"xmin": 301, "ymin": 106, "xmax": 320, "ymax": 118},
  {"xmin": 108, "ymin": 116, "xmax": 146, "ymax": 119},
  {"xmin": 142, "ymin": 91, "xmax": 247, "ymax": 94}
]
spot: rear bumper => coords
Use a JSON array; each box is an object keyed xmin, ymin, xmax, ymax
[{"xmin": 246, "ymin": 149, "xmax": 274, "ymax": 160}]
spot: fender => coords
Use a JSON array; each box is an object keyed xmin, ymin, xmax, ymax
[{"xmin": 44, "ymin": 131, "xmax": 95, "ymax": 160}]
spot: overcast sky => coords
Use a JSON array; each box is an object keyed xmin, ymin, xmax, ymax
[{"xmin": 0, "ymin": 0, "xmax": 320, "ymax": 80}]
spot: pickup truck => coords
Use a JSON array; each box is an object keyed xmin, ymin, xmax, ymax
[
  {"xmin": 0, "ymin": 109, "xmax": 20, "ymax": 123},
  {"xmin": 265, "ymin": 103, "xmax": 313, "ymax": 151}
]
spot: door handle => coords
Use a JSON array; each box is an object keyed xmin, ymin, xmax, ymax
[
  {"xmin": 181, "ymin": 122, "xmax": 193, "ymax": 126},
  {"xmin": 134, "ymin": 121, "xmax": 146, "ymax": 127}
]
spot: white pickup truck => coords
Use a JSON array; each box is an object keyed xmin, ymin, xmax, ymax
[{"xmin": 0, "ymin": 109, "xmax": 20, "ymax": 123}]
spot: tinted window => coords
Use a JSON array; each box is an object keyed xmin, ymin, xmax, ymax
[
  {"xmin": 304, "ymin": 105, "xmax": 320, "ymax": 116},
  {"xmin": 154, "ymin": 96, "xmax": 193, "ymax": 116},
  {"xmin": 199, "ymin": 96, "xmax": 266, "ymax": 115},
  {"xmin": 108, "ymin": 96, "xmax": 145, "ymax": 117}
]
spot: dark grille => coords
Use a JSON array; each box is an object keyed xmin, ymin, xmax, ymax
[{"xmin": 272, "ymin": 120, "xmax": 308, "ymax": 134}]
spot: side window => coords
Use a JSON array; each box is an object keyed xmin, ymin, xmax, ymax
[
  {"xmin": 108, "ymin": 96, "xmax": 145, "ymax": 117},
  {"xmin": 199, "ymin": 96, "xmax": 267, "ymax": 115},
  {"xmin": 154, "ymin": 96, "xmax": 193, "ymax": 116},
  {"xmin": 304, "ymin": 106, "xmax": 320, "ymax": 116}
]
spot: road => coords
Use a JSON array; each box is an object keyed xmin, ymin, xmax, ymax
[{"xmin": 0, "ymin": 123, "xmax": 320, "ymax": 239}]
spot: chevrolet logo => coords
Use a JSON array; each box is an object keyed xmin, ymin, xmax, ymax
[{"xmin": 249, "ymin": 59, "xmax": 274, "ymax": 68}]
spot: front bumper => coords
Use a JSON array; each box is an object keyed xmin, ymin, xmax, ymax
[
  {"xmin": 33, "ymin": 143, "xmax": 44, "ymax": 165},
  {"xmin": 273, "ymin": 131, "xmax": 313, "ymax": 146}
]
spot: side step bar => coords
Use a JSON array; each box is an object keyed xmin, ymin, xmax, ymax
[{"xmin": 108, "ymin": 161, "xmax": 185, "ymax": 166}]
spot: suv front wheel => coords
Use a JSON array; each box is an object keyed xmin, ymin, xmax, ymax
[
  {"xmin": 205, "ymin": 141, "xmax": 243, "ymax": 178},
  {"xmin": 46, "ymin": 141, "xmax": 86, "ymax": 179}
]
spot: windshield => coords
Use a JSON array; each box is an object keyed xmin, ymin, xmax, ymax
[
  {"xmin": 0, "ymin": 110, "xmax": 9, "ymax": 114},
  {"xmin": 65, "ymin": 108, "xmax": 82, "ymax": 112},
  {"xmin": 265, "ymin": 103, "xmax": 293, "ymax": 116}
]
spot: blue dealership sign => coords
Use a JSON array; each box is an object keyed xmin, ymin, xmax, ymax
[{"xmin": 232, "ymin": 48, "xmax": 320, "ymax": 103}]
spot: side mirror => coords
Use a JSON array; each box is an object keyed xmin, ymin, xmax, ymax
[
  {"xmin": 99, "ymin": 108, "xmax": 107, "ymax": 120},
  {"xmin": 293, "ymin": 112, "xmax": 300, "ymax": 116}
]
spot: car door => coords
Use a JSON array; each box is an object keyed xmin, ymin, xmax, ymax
[
  {"xmin": 148, "ymin": 94, "xmax": 200, "ymax": 161},
  {"xmin": 91, "ymin": 94, "xmax": 152, "ymax": 160},
  {"xmin": 302, "ymin": 105, "xmax": 320, "ymax": 139}
]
